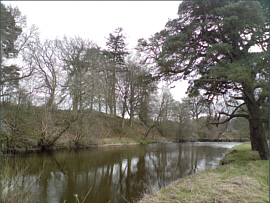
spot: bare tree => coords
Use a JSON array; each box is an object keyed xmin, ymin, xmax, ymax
[
  {"xmin": 28, "ymin": 38, "xmax": 62, "ymax": 111},
  {"xmin": 58, "ymin": 36, "xmax": 98, "ymax": 112}
]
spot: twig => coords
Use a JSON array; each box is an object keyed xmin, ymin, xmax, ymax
[
  {"xmin": 122, "ymin": 195, "xmax": 130, "ymax": 203},
  {"xmin": 74, "ymin": 194, "xmax": 80, "ymax": 203},
  {"xmin": 82, "ymin": 187, "xmax": 92, "ymax": 203}
]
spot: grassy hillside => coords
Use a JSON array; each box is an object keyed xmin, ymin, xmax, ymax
[
  {"xmin": 1, "ymin": 102, "xmax": 252, "ymax": 153},
  {"xmin": 1, "ymin": 104, "xmax": 169, "ymax": 152}
]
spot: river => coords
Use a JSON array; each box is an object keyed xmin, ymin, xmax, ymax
[{"xmin": 2, "ymin": 142, "xmax": 242, "ymax": 202}]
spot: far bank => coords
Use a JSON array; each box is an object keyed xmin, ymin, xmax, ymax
[{"xmin": 2, "ymin": 103, "xmax": 251, "ymax": 154}]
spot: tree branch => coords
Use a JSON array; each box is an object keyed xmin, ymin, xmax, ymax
[{"xmin": 211, "ymin": 113, "xmax": 249, "ymax": 125}]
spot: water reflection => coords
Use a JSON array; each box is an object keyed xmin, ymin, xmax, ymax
[{"xmin": 2, "ymin": 142, "xmax": 241, "ymax": 202}]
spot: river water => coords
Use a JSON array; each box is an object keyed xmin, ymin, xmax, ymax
[{"xmin": 2, "ymin": 142, "xmax": 242, "ymax": 202}]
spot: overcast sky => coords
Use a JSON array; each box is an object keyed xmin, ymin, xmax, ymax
[
  {"xmin": 4, "ymin": 1, "xmax": 182, "ymax": 49},
  {"xmin": 3, "ymin": 1, "xmax": 189, "ymax": 101}
]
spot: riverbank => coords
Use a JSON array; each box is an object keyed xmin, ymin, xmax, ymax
[
  {"xmin": 1, "ymin": 136, "xmax": 171, "ymax": 154},
  {"xmin": 140, "ymin": 142, "xmax": 269, "ymax": 202},
  {"xmin": 2, "ymin": 104, "xmax": 250, "ymax": 153},
  {"xmin": 1, "ymin": 104, "xmax": 172, "ymax": 153},
  {"xmin": 178, "ymin": 138, "xmax": 250, "ymax": 142}
]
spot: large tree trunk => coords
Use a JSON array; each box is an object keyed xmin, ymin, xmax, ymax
[
  {"xmin": 47, "ymin": 88, "xmax": 55, "ymax": 111},
  {"xmin": 129, "ymin": 83, "xmax": 134, "ymax": 127},
  {"xmin": 144, "ymin": 124, "xmax": 156, "ymax": 138},
  {"xmin": 73, "ymin": 80, "xmax": 79, "ymax": 112},
  {"xmin": 108, "ymin": 77, "xmax": 114, "ymax": 115},
  {"xmin": 247, "ymin": 103, "xmax": 269, "ymax": 160},
  {"xmin": 129, "ymin": 104, "xmax": 134, "ymax": 128},
  {"xmin": 244, "ymin": 85, "xmax": 269, "ymax": 160},
  {"xmin": 112, "ymin": 68, "xmax": 116, "ymax": 116},
  {"xmin": 121, "ymin": 100, "xmax": 127, "ymax": 130},
  {"xmin": 73, "ymin": 94, "xmax": 79, "ymax": 112},
  {"xmin": 98, "ymin": 95, "xmax": 101, "ymax": 112}
]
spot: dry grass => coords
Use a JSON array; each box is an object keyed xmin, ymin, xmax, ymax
[
  {"xmin": 140, "ymin": 143, "xmax": 269, "ymax": 203},
  {"xmin": 1, "ymin": 155, "xmax": 42, "ymax": 203}
]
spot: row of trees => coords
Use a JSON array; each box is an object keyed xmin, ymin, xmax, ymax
[
  {"xmin": 1, "ymin": 2, "xmax": 268, "ymax": 160},
  {"xmin": 2, "ymin": 2, "xmax": 213, "ymax": 135},
  {"xmin": 1, "ymin": 3, "xmax": 161, "ymax": 130},
  {"xmin": 1, "ymin": 3, "xmax": 178, "ymax": 149}
]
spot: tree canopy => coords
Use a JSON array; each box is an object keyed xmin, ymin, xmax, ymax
[
  {"xmin": 144, "ymin": 1, "xmax": 269, "ymax": 160},
  {"xmin": 1, "ymin": 3, "xmax": 38, "ymax": 98},
  {"xmin": 1, "ymin": 3, "xmax": 24, "ymax": 59},
  {"xmin": 1, "ymin": 2, "xmax": 267, "ymax": 156}
]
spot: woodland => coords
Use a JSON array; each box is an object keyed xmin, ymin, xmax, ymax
[{"xmin": 1, "ymin": 1, "xmax": 269, "ymax": 159}]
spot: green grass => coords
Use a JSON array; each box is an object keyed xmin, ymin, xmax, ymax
[
  {"xmin": 220, "ymin": 150, "xmax": 260, "ymax": 165},
  {"xmin": 132, "ymin": 136, "xmax": 157, "ymax": 144},
  {"xmin": 101, "ymin": 137, "xmax": 136, "ymax": 146},
  {"xmin": 220, "ymin": 142, "xmax": 267, "ymax": 165},
  {"xmin": 140, "ymin": 142, "xmax": 269, "ymax": 203},
  {"xmin": 225, "ymin": 142, "xmax": 252, "ymax": 154},
  {"xmin": 100, "ymin": 136, "xmax": 158, "ymax": 146}
]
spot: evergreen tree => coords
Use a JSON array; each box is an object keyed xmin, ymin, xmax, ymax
[
  {"xmin": 1, "ymin": 3, "xmax": 23, "ymax": 97},
  {"xmin": 1, "ymin": 3, "xmax": 24, "ymax": 60},
  {"xmin": 150, "ymin": 1, "xmax": 269, "ymax": 159},
  {"xmin": 1, "ymin": 3, "xmax": 38, "ymax": 99},
  {"xmin": 104, "ymin": 27, "xmax": 129, "ymax": 115}
]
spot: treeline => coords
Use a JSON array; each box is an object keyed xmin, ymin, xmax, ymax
[
  {"xmin": 1, "ymin": 3, "xmax": 164, "ymax": 149},
  {"xmin": 1, "ymin": 3, "xmax": 262, "ymax": 152},
  {"xmin": 2, "ymin": 25, "xmax": 156, "ymax": 122}
]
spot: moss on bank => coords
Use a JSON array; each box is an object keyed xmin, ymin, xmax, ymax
[{"xmin": 140, "ymin": 142, "xmax": 269, "ymax": 203}]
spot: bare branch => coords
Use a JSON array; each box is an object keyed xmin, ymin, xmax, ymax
[{"xmin": 211, "ymin": 113, "xmax": 249, "ymax": 125}]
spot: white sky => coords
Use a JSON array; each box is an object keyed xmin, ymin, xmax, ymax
[{"xmin": 3, "ymin": 1, "xmax": 189, "ymax": 101}]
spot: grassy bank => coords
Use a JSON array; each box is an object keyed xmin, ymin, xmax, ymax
[
  {"xmin": 1, "ymin": 104, "xmax": 172, "ymax": 153},
  {"xmin": 140, "ymin": 142, "xmax": 269, "ymax": 202},
  {"xmin": 1, "ymin": 136, "xmax": 170, "ymax": 154},
  {"xmin": 2, "ymin": 103, "xmax": 251, "ymax": 153}
]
